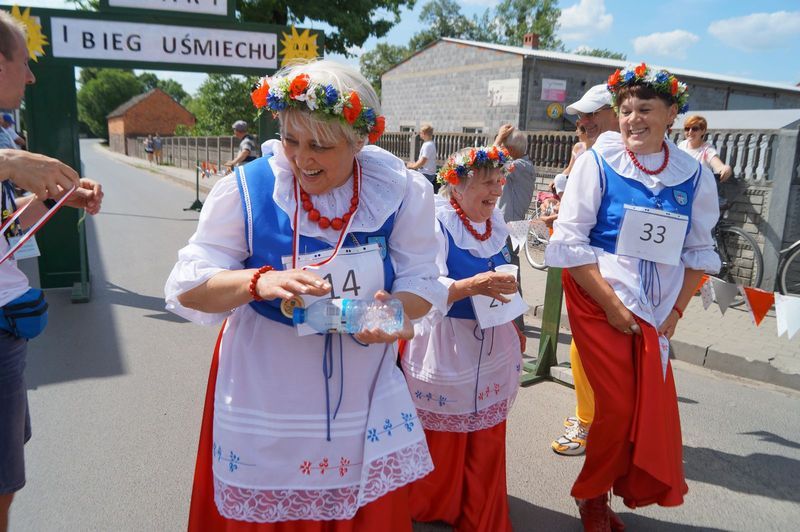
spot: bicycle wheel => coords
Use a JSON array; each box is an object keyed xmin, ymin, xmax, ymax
[
  {"xmin": 778, "ymin": 244, "xmax": 800, "ymax": 296},
  {"xmin": 525, "ymin": 218, "xmax": 549, "ymax": 270},
  {"xmin": 716, "ymin": 225, "xmax": 763, "ymax": 293}
]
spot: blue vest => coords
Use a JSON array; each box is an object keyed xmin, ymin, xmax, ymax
[
  {"xmin": 235, "ymin": 157, "xmax": 397, "ymax": 326},
  {"xmin": 443, "ymin": 222, "xmax": 511, "ymax": 320},
  {"xmin": 587, "ymin": 150, "xmax": 701, "ymax": 253}
]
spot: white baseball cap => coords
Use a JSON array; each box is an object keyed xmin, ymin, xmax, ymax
[{"xmin": 566, "ymin": 84, "xmax": 613, "ymax": 115}]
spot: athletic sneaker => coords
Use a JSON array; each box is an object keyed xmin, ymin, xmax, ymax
[
  {"xmin": 551, "ymin": 422, "xmax": 589, "ymax": 456},
  {"xmin": 563, "ymin": 415, "xmax": 579, "ymax": 429}
]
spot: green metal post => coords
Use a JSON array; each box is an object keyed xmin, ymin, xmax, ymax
[
  {"xmin": 521, "ymin": 267, "xmax": 564, "ymax": 386},
  {"xmin": 24, "ymin": 63, "xmax": 89, "ymax": 294},
  {"xmin": 184, "ymin": 161, "xmax": 204, "ymax": 212}
]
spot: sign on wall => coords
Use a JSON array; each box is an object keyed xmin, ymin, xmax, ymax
[
  {"xmin": 105, "ymin": 0, "xmax": 229, "ymax": 17},
  {"xmin": 52, "ymin": 18, "xmax": 277, "ymax": 70},
  {"xmin": 487, "ymin": 78, "xmax": 520, "ymax": 107},
  {"xmin": 541, "ymin": 78, "xmax": 566, "ymax": 102}
]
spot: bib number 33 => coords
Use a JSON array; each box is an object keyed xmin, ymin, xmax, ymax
[{"xmin": 616, "ymin": 205, "xmax": 688, "ymax": 266}]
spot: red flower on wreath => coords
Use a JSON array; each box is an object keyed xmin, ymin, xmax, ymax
[
  {"xmin": 289, "ymin": 74, "xmax": 310, "ymax": 99},
  {"xmin": 343, "ymin": 92, "xmax": 362, "ymax": 125},
  {"xmin": 445, "ymin": 169, "xmax": 460, "ymax": 185},
  {"xmin": 251, "ymin": 78, "xmax": 269, "ymax": 109},
  {"xmin": 487, "ymin": 146, "xmax": 499, "ymax": 161},
  {"xmin": 368, "ymin": 116, "xmax": 385, "ymax": 143},
  {"xmin": 670, "ymin": 77, "xmax": 679, "ymax": 96},
  {"xmin": 608, "ymin": 69, "xmax": 621, "ymax": 87},
  {"xmin": 634, "ymin": 62, "xmax": 647, "ymax": 77}
]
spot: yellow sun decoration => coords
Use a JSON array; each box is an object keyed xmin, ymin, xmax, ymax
[
  {"xmin": 279, "ymin": 26, "xmax": 318, "ymax": 67},
  {"xmin": 10, "ymin": 5, "xmax": 47, "ymax": 61}
]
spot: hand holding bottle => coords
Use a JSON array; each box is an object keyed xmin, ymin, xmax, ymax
[{"xmin": 354, "ymin": 291, "xmax": 414, "ymax": 344}]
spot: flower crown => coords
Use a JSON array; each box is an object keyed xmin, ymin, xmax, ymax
[
  {"xmin": 607, "ymin": 63, "xmax": 689, "ymax": 114},
  {"xmin": 436, "ymin": 146, "xmax": 513, "ymax": 186},
  {"xmin": 251, "ymin": 73, "xmax": 386, "ymax": 143}
]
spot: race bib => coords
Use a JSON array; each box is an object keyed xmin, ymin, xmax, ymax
[
  {"xmin": 282, "ymin": 243, "xmax": 384, "ymax": 336},
  {"xmin": 616, "ymin": 205, "xmax": 688, "ymax": 266},
  {"xmin": 470, "ymin": 291, "xmax": 529, "ymax": 330}
]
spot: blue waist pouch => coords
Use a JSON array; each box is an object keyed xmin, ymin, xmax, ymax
[{"xmin": 0, "ymin": 288, "xmax": 48, "ymax": 340}]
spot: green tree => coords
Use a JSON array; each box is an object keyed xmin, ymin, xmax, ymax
[
  {"xmin": 407, "ymin": 0, "xmax": 493, "ymax": 52},
  {"xmin": 186, "ymin": 74, "xmax": 258, "ymax": 136},
  {"xmin": 77, "ymin": 69, "xmax": 144, "ymax": 138},
  {"xmin": 575, "ymin": 48, "xmax": 626, "ymax": 60},
  {"xmin": 493, "ymin": 0, "xmax": 563, "ymax": 50},
  {"xmin": 359, "ymin": 43, "xmax": 410, "ymax": 96},
  {"xmin": 138, "ymin": 73, "xmax": 190, "ymax": 104}
]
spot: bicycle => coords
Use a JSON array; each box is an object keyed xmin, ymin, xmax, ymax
[
  {"xmin": 524, "ymin": 191, "xmax": 557, "ymax": 270},
  {"xmin": 777, "ymin": 239, "xmax": 800, "ymax": 295},
  {"xmin": 711, "ymin": 175, "xmax": 763, "ymax": 302}
]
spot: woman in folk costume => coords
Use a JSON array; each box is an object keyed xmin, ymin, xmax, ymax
[
  {"xmin": 402, "ymin": 147, "xmax": 524, "ymax": 531},
  {"xmin": 165, "ymin": 60, "xmax": 447, "ymax": 531},
  {"xmin": 545, "ymin": 64, "xmax": 720, "ymax": 531}
]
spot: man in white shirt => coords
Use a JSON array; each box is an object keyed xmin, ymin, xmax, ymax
[
  {"xmin": 406, "ymin": 123, "xmax": 438, "ymax": 191},
  {"xmin": 0, "ymin": 12, "xmax": 103, "ymax": 531}
]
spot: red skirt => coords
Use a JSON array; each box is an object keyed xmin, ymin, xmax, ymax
[
  {"xmin": 187, "ymin": 327, "xmax": 413, "ymax": 532},
  {"xmin": 409, "ymin": 422, "xmax": 513, "ymax": 532},
  {"xmin": 562, "ymin": 271, "xmax": 688, "ymax": 508}
]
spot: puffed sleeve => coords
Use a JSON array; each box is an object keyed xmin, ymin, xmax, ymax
[
  {"xmin": 164, "ymin": 175, "xmax": 249, "ymax": 325},
  {"xmin": 545, "ymin": 153, "xmax": 603, "ymax": 268},
  {"xmin": 681, "ymin": 167, "xmax": 722, "ymax": 273},
  {"xmin": 413, "ymin": 220, "xmax": 450, "ymax": 336},
  {"xmin": 388, "ymin": 170, "xmax": 449, "ymax": 314}
]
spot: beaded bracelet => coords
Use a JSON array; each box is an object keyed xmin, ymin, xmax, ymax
[
  {"xmin": 672, "ymin": 305, "xmax": 684, "ymax": 319},
  {"xmin": 249, "ymin": 265, "xmax": 273, "ymax": 301}
]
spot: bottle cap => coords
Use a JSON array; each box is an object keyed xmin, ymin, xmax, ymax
[{"xmin": 292, "ymin": 307, "xmax": 306, "ymax": 325}]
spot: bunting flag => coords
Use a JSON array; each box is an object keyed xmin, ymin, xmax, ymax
[
  {"xmin": 775, "ymin": 293, "xmax": 800, "ymax": 339},
  {"xmin": 699, "ymin": 277, "xmax": 715, "ymax": 310},
  {"xmin": 506, "ymin": 220, "xmax": 531, "ymax": 252},
  {"xmin": 695, "ymin": 274, "xmax": 709, "ymax": 294},
  {"xmin": 710, "ymin": 276, "xmax": 740, "ymax": 315},
  {"xmin": 741, "ymin": 286, "xmax": 775, "ymax": 326}
]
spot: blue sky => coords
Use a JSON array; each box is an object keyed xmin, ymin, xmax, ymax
[{"xmin": 4, "ymin": 0, "xmax": 799, "ymax": 94}]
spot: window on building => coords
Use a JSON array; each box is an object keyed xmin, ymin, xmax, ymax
[
  {"xmin": 462, "ymin": 126, "xmax": 483, "ymax": 134},
  {"xmin": 399, "ymin": 125, "xmax": 415, "ymax": 132}
]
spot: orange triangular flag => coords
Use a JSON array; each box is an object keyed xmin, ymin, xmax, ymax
[
  {"xmin": 742, "ymin": 286, "xmax": 775, "ymax": 326},
  {"xmin": 695, "ymin": 274, "xmax": 709, "ymax": 294}
]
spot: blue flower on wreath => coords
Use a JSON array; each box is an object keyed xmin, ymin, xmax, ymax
[
  {"xmin": 363, "ymin": 108, "xmax": 376, "ymax": 125},
  {"xmin": 623, "ymin": 70, "xmax": 636, "ymax": 83},
  {"xmin": 474, "ymin": 150, "xmax": 488, "ymax": 164},
  {"xmin": 268, "ymin": 93, "xmax": 287, "ymax": 111},
  {"xmin": 455, "ymin": 165, "xmax": 469, "ymax": 177},
  {"xmin": 383, "ymin": 418, "xmax": 393, "ymax": 436},
  {"xmin": 679, "ymin": 103, "xmax": 690, "ymax": 114},
  {"xmin": 324, "ymin": 85, "xmax": 339, "ymax": 106},
  {"xmin": 367, "ymin": 428, "xmax": 379, "ymax": 442},
  {"xmin": 401, "ymin": 412, "xmax": 415, "ymax": 432},
  {"xmin": 655, "ymin": 71, "xmax": 669, "ymax": 84}
]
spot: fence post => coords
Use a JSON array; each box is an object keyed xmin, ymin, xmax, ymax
[
  {"xmin": 409, "ymin": 133, "xmax": 418, "ymax": 163},
  {"xmin": 762, "ymin": 128, "xmax": 800, "ymax": 290}
]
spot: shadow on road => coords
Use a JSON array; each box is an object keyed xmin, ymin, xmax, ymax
[
  {"xmin": 618, "ymin": 512, "xmax": 728, "ymax": 531},
  {"xmin": 104, "ymin": 281, "xmax": 186, "ymax": 323},
  {"xmin": 740, "ymin": 430, "xmax": 800, "ymax": 450},
  {"xmin": 683, "ymin": 445, "xmax": 800, "ymax": 503}
]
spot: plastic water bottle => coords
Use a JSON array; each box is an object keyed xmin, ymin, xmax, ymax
[{"xmin": 293, "ymin": 298, "xmax": 404, "ymax": 334}]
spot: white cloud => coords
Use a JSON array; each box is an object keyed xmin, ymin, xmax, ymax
[
  {"xmin": 708, "ymin": 11, "xmax": 800, "ymax": 51},
  {"xmin": 558, "ymin": 0, "xmax": 613, "ymax": 42},
  {"xmin": 632, "ymin": 30, "xmax": 699, "ymax": 60}
]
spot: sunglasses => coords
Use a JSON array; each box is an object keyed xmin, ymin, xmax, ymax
[
  {"xmin": 577, "ymin": 106, "xmax": 611, "ymax": 120},
  {"xmin": 684, "ymin": 126, "xmax": 703, "ymax": 132}
]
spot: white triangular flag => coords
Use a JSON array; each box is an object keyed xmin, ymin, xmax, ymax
[
  {"xmin": 506, "ymin": 220, "xmax": 531, "ymax": 252},
  {"xmin": 775, "ymin": 293, "xmax": 800, "ymax": 340},
  {"xmin": 710, "ymin": 276, "xmax": 739, "ymax": 315},
  {"xmin": 700, "ymin": 278, "xmax": 715, "ymax": 310}
]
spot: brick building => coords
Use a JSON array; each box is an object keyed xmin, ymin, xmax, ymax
[
  {"xmin": 107, "ymin": 88, "xmax": 195, "ymax": 154},
  {"xmin": 381, "ymin": 37, "xmax": 800, "ymax": 134}
]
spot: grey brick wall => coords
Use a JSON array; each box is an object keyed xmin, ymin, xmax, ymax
[
  {"xmin": 382, "ymin": 43, "xmax": 800, "ymax": 134},
  {"xmin": 381, "ymin": 41, "xmax": 523, "ymax": 134}
]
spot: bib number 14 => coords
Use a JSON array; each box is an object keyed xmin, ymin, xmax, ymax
[{"xmin": 323, "ymin": 269, "xmax": 362, "ymax": 299}]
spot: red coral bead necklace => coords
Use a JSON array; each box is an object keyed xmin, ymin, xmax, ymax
[
  {"xmin": 298, "ymin": 161, "xmax": 359, "ymax": 231},
  {"xmin": 450, "ymin": 197, "xmax": 492, "ymax": 241},
  {"xmin": 626, "ymin": 140, "xmax": 669, "ymax": 175}
]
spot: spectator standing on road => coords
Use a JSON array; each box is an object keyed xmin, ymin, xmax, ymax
[
  {"xmin": 549, "ymin": 84, "xmax": 620, "ymax": 459},
  {"xmin": 152, "ymin": 133, "xmax": 163, "ymax": 165},
  {"xmin": 143, "ymin": 134, "xmax": 154, "ymax": 165},
  {"xmin": 0, "ymin": 12, "xmax": 104, "ymax": 532},
  {"xmin": 493, "ymin": 123, "xmax": 536, "ymax": 331},
  {"xmin": 546, "ymin": 64, "xmax": 720, "ymax": 530},
  {"xmin": 0, "ymin": 113, "xmax": 23, "ymax": 150},
  {"xmin": 678, "ymin": 115, "xmax": 732, "ymax": 181},
  {"xmin": 406, "ymin": 123, "xmax": 438, "ymax": 191},
  {"xmin": 224, "ymin": 120, "xmax": 257, "ymax": 171}
]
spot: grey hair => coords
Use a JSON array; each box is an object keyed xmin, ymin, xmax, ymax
[
  {"xmin": 0, "ymin": 10, "xmax": 26, "ymax": 61},
  {"xmin": 505, "ymin": 130, "xmax": 528, "ymax": 157},
  {"xmin": 275, "ymin": 59, "xmax": 379, "ymax": 148}
]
